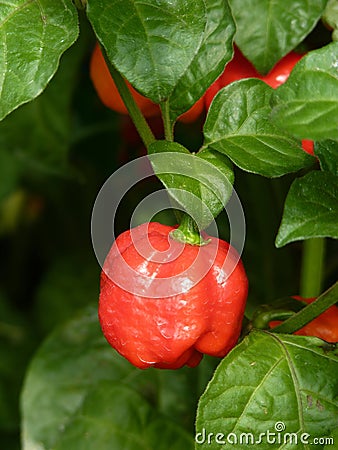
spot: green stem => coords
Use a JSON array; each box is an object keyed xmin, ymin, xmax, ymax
[
  {"xmin": 102, "ymin": 47, "xmax": 155, "ymax": 149},
  {"xmin": 170, "ymin": 214, "xmax": 210, "ymax": 246},
  {"xmin": 272, "ymin": 280, "xmax": 338, "ymax": 334},
  {"xmin": 161, "ymin": 102, "xmax": 174, "ymax": 142},
  {"xmin": 300, "ymin": 238, "xmax": 326, "ymax": 298},
  {"xmin": 252, "ymin": 310, "xmax": 295, "ymax": 330}
]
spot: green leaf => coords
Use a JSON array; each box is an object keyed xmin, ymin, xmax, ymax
[
  {"xmin": 53, "ymin": 383, "xmax": 193, "ymax": 450},
  {"xmin": 148, "ymin": 141, "xmax": 234, "ymax": 229},
  {"xmin": 229, "ymin": 0, "xmax": 327, "ymax": 74},
  {"xmin": 315, "ymin": 140, "xmax": 338, "ymax": 176},
  {"xmin": 325, "ymin": 427, "xmax": 338, "ymax": 448},
  {"xmin": 0, "ymin": 37, "xmax": 84, "ymax": 175},
  {"xmin": 203, "ymin": 79, "xmax": 314, "ymax": 177},
  {"xmin": 271, "ymin": 43, "xmax": 338, "ymax": 141},
  {"xmin": 196, "ymin": 330, "xmax": 338, "ymax": 450},
  {"xmin": 0, "ymin": 0, "xmax": 79, "ymax": 121},
  {"xmin": 168, "ymin": 0, "xmax": 235, "ymax": 121},
  {"xmin": 21, "ymin": 306, "xmax": 215, "ymax": 450},
  {"xmin": 322, "ymin": 0, "xmax": 338, "ymax": 42},
  {"xmin": 276, "ymin": 171, "xmax": 338, "ymax": 247},
  {"xmin": 86, "ymin": 0, "xmax": 206, "ymax": 103}
]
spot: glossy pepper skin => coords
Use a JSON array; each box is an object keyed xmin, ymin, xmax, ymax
[
  {"xmin": 204, "ymin": 47, "xmax": 314, "ymax": 155},
  {"xmin": 204, "ymin": 46, "xmax": 259, "ymax": 110},
  {"xmin": 205, "ymin": 47, "xmax": 304, "ymax": 107},
  {"xmin": 99, "ymin": 222, "xmax": 248, "ymax": 369},
  {"xmin": 90, "ymin": 43, "xmax": 160, "ymax": 117},
  {"xmin": 270, "ymin": 296, "xmax": 338, "ymax": 343}
]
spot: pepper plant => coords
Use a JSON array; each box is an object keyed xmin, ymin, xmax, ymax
[{"xmin": 0, "ymin": 0, "xmax": 338, "ymax": 449}]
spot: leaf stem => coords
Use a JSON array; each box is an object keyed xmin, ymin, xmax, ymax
[
  {"xmin": 272, "ymin": 280, "xmax": 338, "ymax": 334},
  {"xmin": 300, "ymin": 238, "xmax": 326, "ymax": 297},
  {"xmin": 101, "ymin": 47, "xmax": 155, "ymax": 149},
  {"xmin": 161, "ymin": 102, "xmax": 174, "ymax": 142}
]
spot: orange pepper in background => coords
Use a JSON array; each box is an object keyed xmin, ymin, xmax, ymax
[
  {"xmin": 270, "ymin": 296, "xmax": 338, "ymax": 343},
  {"xmin": 90, "ymin": 43, "xmax": 204, "ymax": 123}
]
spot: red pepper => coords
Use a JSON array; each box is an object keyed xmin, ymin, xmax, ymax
[
  {"xmin": 90, "ymin": 43, "xmax": 160, "ymax": 117},
  {"xmin": 204, "ymin": 47, "xmax": 314, "ymax": 155},
  {"xmin": 262, "ymin": 51, "xmax": 304, "ymax": 88},
  {"xmin": 204, "ymin": 46, "xmax": 259, "ymax": 110},
  {"xmin": 270, "ymin": 296, "xmax": 338, "ymax": 343},
  {"xmin": 99, "ymin": 222, "xmax": 248, "ymax": 369}
]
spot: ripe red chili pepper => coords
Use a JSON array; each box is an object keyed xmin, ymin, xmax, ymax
[
  {"xmin": 204, "ymin": 47, "xmax": 314, "ymax": 155},
  {"xmin": 90, "ymin": 43, "xmax": 160, "ymax": 117},
  {"xmin": 204, "ymin": 46, "xmax": 259, "ymax": 110},
  {"xmin": 99, "ymin": 222, "xmax": 248, "ymax": 369},
  {"xmin": 262, "ymin": 51, "xmax": 304, "ymax": 88},
  {"xmin": 270, "ymin": 296, "xmax": 338, "ymax": 343}
]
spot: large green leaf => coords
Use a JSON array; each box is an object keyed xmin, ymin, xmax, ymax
[
  {"xmin": 53, "ymin": 383, "xmax": 193, "ymax": 450},
  {"xmin": 229, "ymin": 0, "xmax": 327, "ymax": 74},
  {"xmin": 325, "ymin": 428, "xmax": 338, "ymax": 448},
  {"xmin": 168, "ymin": 0, "xmax": 235, "ymax": 121},
  {"xmin": 276, "ymin": 171, "xmax": 338, "ymax": 247},
  {"xmin": 203, "ymin": 79, "xmax": 314, "ymax": 177},
  {"xmin": 323, "ymin": 0, "xmax": 338, "ymax": 41},
  {"xmin": 271, "ymin": 43, "xmax": 338, "ymax": 141},
  {"xmin": 196, "ymin": 330, "xmax": 338, "ymax": 449},
  {"xmin": 21, "ymin": 306, "xmax": 217, "ymax": 449},
  {"xmin": 0, "ymin": 0, "xmax": 79, "ymax": 121},
  {"xmin": 86, "ymin": 0, "xmax": 206, "ymax": 103},
  {"xmin": 148, "ymin": 141, "xmax": 234, "ymax": 229},
  {"xmin": 315, "ymin": 140, "xmax": 338, "ymax": 176},
  {"xmin": 0, "ymin": 37, "xmax": 84, "ymax": 175}
]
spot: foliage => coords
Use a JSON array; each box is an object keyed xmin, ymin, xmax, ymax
[{"xmin": 0, "ymin": 0, "xmax": 337, "ymax": 449}]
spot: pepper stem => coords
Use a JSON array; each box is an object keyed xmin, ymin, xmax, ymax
[
  {"xmin": 251, "ymin": 310, "xmax": 295, "ymax": 330},
  {"xmin": 170, "ymin": 214, "xmax": 210, "ymax": 246},
  {"xmin": 300, "ymin": 237, "xmax": 325, "ymax": 298}
]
